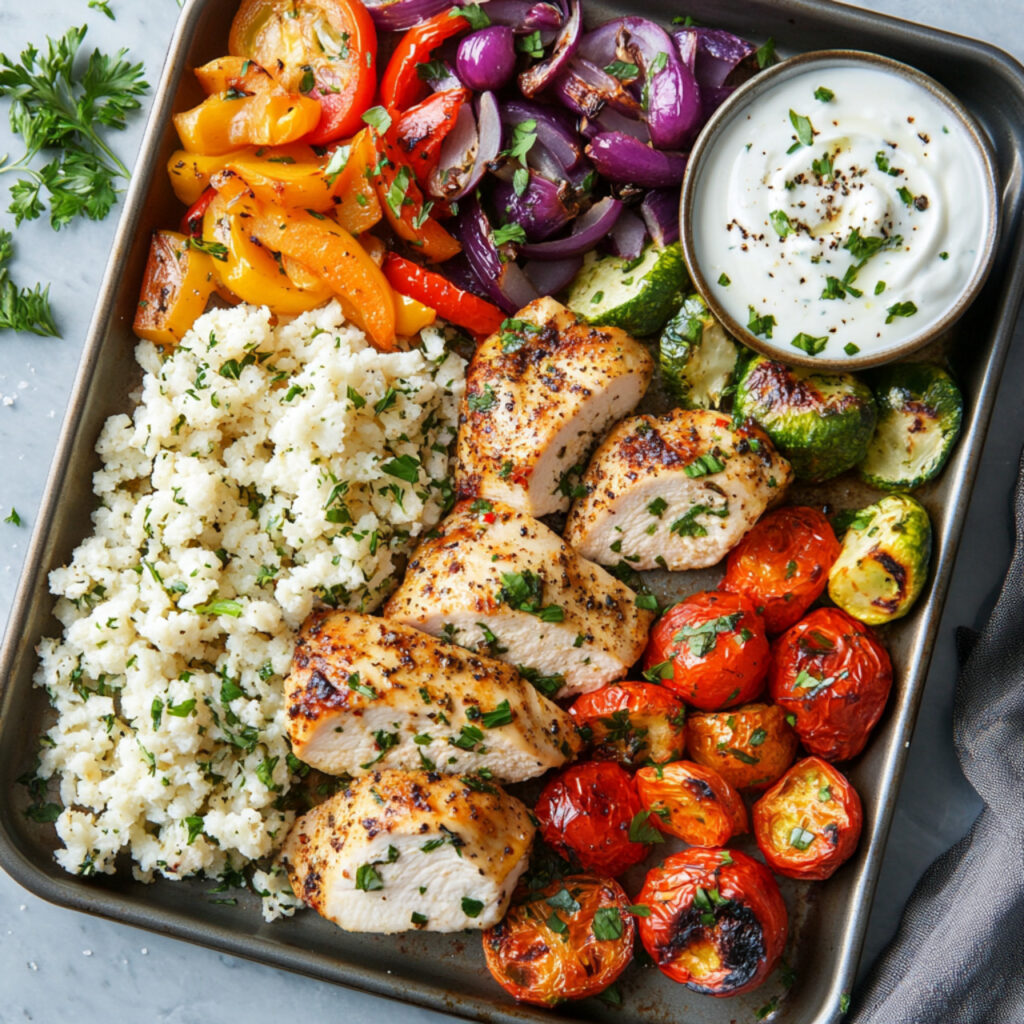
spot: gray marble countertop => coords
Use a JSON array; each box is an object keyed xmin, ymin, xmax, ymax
[{"xmin": 1, "ymin": 1, "xmax": 1022, "ymax": 1021}]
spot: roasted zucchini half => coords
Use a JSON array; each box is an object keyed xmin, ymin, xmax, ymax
[
  {"xmin": 733, "ymin": 355, "xmax": 878, "ymax": 482},
  {"xmin": 659, "ymin": 293, "xmax": 741, "ymax": 409},
  {"xmin": 828, "ymin": 494, "xmax": 932, "ymax": 625},
  {"xmin": 566, "ymin": 242, "xmax": 687, "ymax": 338},
  {"xmin": 858, "ymin": 363, "xmax": 963, "ymax": 491}
]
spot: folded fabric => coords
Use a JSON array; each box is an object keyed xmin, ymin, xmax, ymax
[{"xmin": 849, "ymin": 448, "xmax": 1024, "ymax": 1024}]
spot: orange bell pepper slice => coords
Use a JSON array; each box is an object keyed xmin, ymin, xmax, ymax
[
  {"xmin": 368, "ymin": 128, "xmax": 461, "ymax": 263},
  {"xmin": 173, "ymin": 57, "xmax": 321, "ymax": 156},
  {"xmin": 325, "ymin": 128, "xmax": 383, "ymax": 235},
  {"xmin": 212, "ymin": 170, "xmax": 397, "ymax": 350},
  {"xmin": 167, "ymin": 148, "xmax": 253, "ymax": 206},
  {"xmin": 134, "ymin": 230, "xmax": 218, "ymax": 347},
  {"xmin": 203, "ymin": 191, "xmax": 334, "ymax": 314},
  {"xmin": 226, "ymin": 142, "xmax": 341, "ymax": 211}
]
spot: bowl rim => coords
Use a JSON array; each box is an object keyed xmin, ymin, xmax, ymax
[{"xmin": 679, "ymin": 47, "xmax": 1001, "ymax": 371}]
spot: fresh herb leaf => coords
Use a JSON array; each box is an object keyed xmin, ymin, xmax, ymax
[
  {"xmin": 481, "ymin": 700, "xmax": 513, "ymax": 728},
  {"xmin": 381, "ymin": 453, "xmax": 420, "ymax": 483},
  {"xmin": 604, "ymin": 60, "xmax": 639, "ymax": 81},
  {"xmin": 4, "ymin": 506, "xmax": 23, "ymax": 525},
  {"xmin": 361, "ymin": 105, "xmax": 392, "ymax": 133},
  {"xmin": 194, "ymin": 599, "xmax": 243, "ymax": 617},
  {"xmin": 355, "ymin": 863, "xmax": 384, "ymax": 891},
  {"xmin": 769, "ymin": 209, "xmax": 794, "ymax": 237},
  {"xmin": 592, "ymin": 906, "xmax": 624, "ymax": 941},
  {"xmin": 0, "ymin": 230, "xmax": 59, "ymax": 336},
  {"xmin": 458, "ymin": 4, "xmax": 491, "ymax": 29},
  {"xmin": 755, "ymin": 38, "xmax": 777, "ymax": 69},
  {"xmin": 467, "ymin": 384, "xmax": 496, "ymax": 413},
  {"xmin": 885, "ymin": 300, "xmax": 918, "ymax": 323},
  {"xmin": 789, "ymin": 109, "xmax": 814, "ymax": 147},
  {"xmin": 814, "ymin": 85, "xmax": 834, "ymax": 102},
  {"xmin": 791, "ymin": 332, "xmax": 828, "ymax": 356},
  {"xmin": 628, "ymin": 809, "xmax": 663, "ymax": 844},
  {"xmin": 747, "ymin": 306, "xmax": 776, "ymax": 338},
  {"xmin": 684, "ymin": 453, "xmax": 725, "ymax": 478},
  {"xmin": 789, "ymin": 826, "xmax": 815, "ymax": 850},
  {"xmin": 461, "ymin": 896, "xmax": 485, "ymax": 917}
]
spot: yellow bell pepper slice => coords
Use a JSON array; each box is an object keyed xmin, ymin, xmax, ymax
[
  {"xmin": 166, "ymin": 149, "xmax": 252, "ymax": 207},
  {"xmin": 134, "ymin": 230, "xmax": 218, "ymax": 347},
  {"xmin": 212, "ymin": 170, "xmax": 397, "ymax": 350},
  {"xmin": 225, "ymin": 143, "xmax": 339, "ymax": 211},
  {"xmin": 173, "ymin": 57, "xmax": 321, "ymax": 156},
  {"xmin": 203, "ymin": 191, "xmax": 333, "ymax": 314},
  {"xmin": 394, "ymin": 292, "xmax": 437, "ymax": 336}
]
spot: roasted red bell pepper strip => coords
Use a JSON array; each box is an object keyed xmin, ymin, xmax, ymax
[
  {"xmin": 181, "ymin": 186, "xmax": 218, "ymax": 238},
  {"xmin": 393, "ymin": 88, "xmax": 469, "ymax": 187},
  {"xmin": 378, "ymin": 9, "xmax": 470, "ymax": 112},
  {"xmin": 383, "ymin": 253, "xmax": 504, "ymax": 338}
]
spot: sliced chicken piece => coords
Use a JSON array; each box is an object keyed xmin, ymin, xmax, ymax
[
  {"xmin": 284, "ymin": 610, "xmax": 581, "ymax": 779},
  {"xmin": 456, "ymin": 296, "xmax": 653, "ymax": 518},
  {"xmin": 383, "ymin": 499, "xmax": 654, "ymax": 698},
  {"xmin": 282, "ymin": 769, "xmax": 534, "ymax": 933},
  {"xmin": 565, "ymin": 409, "xmax": 793, "ymax": 571}
]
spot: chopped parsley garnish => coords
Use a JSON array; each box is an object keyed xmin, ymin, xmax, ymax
[
  {"xmin": 347, "ymin": 672, "xmax": 378, "ymax": 700},
  {"xmin": 516, "ymin": 30, "xmax": 544, "ymax": 58},
  {"xmin": 789, "ymin": 826, "xmax": 815, "ymax": 850},
  {"xmin": 467, "ymin": 384, "xmax": 497, "ymax": 413},
  {"xmin": 627, "ymin": 903, "xmax": 652, "ymax": 916},
  {"xmin": 755, "ymin": 37, "xmax": 777, "ymax": 69},
  {"xmin": 361, "ymin": 105, "xmax": 392, "ymax": 134},
  {"xmin": 458, "ymin": 3, "xmax": 491, "ymax": 29},
  {"xmin": 819, "ymin": 785, "xmax": 833, "ymax": 802},
  {"xmin": 788, "ymin": 109, "xmax": 814, "ymax": 148},
  {"xmin": 669, "ymin": 503, "xmax": 728, "ymax": 538},
  {"xmin": 492, "ymin": 222, "xmax": 527, "ymax": 247},
  {"xmin": 194, "ymin": 599, "xmax": 243, "ymax": 617},
  {"xmin": 885, "ymin": 300, "xmax": 918, "ymax": 324},
  {"xmin": 769, "ymin": 209, "xmax": 794, "ymax": 237},
  {"xmin": 4, "ymin": 507, "xmax": 22, "ymax": 526},
  {"xmin": 628, "ymin": 809, "xmax": 664, "ymax": 844},
  {"xmin": 355, "ymin": 863, "xmax": 384, "ymax": 890},
  {"xmin": 814, "ymin": 85, "xmax": 834, "ymax": 102},
  {"xmin": 747, "ymin": 306, "xmax": 776, "ymax": 338},
  {"xmin": 684, "ymin": 453, "xmax": 725, "ymax": 478},
  {"xmin": 496, "ymin": 570, "xmax": 563, "ymax": 621},
  {"xmin": 503, "ymin": 119, "xmax": 537, "ymax": 164},
  {"xmin": 844, "ymin": 342, "xmax": 861, "ymax": 356},
  {"xmin": 647, "ymin": 496, "xmax": 668, "ymax": 518},
  {"xmin": 811, "ymin": 151, "xmax": 834, "ymax": 182},
  {"xmin": 718, "ymin": 272, "xmax": 731, "ymax": 286},
  {"xmin": 547, "ymin": 887, "xmax": 582, "ymax": 914},
  {"xmin": 481, "ymin": 700, "xmax": 513, "ymax": 729},
  {"xmin": 791, "ymin": 332, "xmax": 828, "ymax": 356},
  {"xmin": 461, "ymin": 897, "xmax": 485, "ymax": 918},
  {"xmin": 380, "ymin": 453, "xmax": 420, "ymax": 483},
  {"xmin": 592, "ymin": 907, "xmax": 624, "ymax": 941},
  {"xmin": 673, "ymin": 612, "xmax": 743, "ymax": 658},
  {"xmin": 605, "ymin": 60, "xmax": 638, "ymax": 80}
]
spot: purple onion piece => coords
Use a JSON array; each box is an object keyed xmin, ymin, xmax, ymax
[
  {"xmin": 524, "ymin": 255, "xmax": 583, "ymax": 295},
  {"xmin": 502, "ymin": 98, "xmax": 582, "ymax": 172},
  {"xmin": 675, "ymin": 27, "xmax": 757, "ymax": 89},
  {"xmin": 580, "ymin": 105, "xmax": 651, "ymax": 143},
  {"xmin": 607, "ymin": 207, "xmax": 648, "ymax": 260},
  {"xmin": 457, "ymin": 26, "xmax": 517, "ymax": 92},
  {"xmin": 492, "ymin": 173, "xmax": 575, "ymax": 242},
  {"xmin": 456, "ymin": 195, "xmax": 539, "ymax": 313},
  {"xmin": 478, "ymin": 0, "xmax": 563, "ymax": 31},
  {"xmin": 585, "ymin": 132, "xmax": 687, "ymax": 188},
  {"xmin": 518, "ymin": 0, "xmax": 582, "ymax": 98},
  {"xmin": 520, "ymin": 196, "xmax": 622, "ymax": 260},
  {"xmin": 440, "ymin": 253, "xmax": 494, "ymax": 302},
  {"xmin": 429, "ymin": 90, "xmax": 502, "ymax": 201},
  {"xmin": 552, "ymin": 57, "xmax": 643, "ymax": 118},
  {"xmin": 422, "ymin": 59, "xmax": 463, "ymax": 93},
  {"xmin": 700, "ymin": 84, "xmax": 735, "ymax": 124},
  {"xmin": 363, "ymin": 0, "xmax": 452, "ymax": 32},
  {"xmin": 640, "ymin": 188, "xmax": 680, "ymax": 247},
  {"xmin": 645, "ymin": 58, "xmax": 701, "ymax": 150},
  {"xmin": 578, "ymin": 16, "xmax": 676, "ymax": 69},
  {"xmin": 674, "ymin": 27, "xmax": 698, "ymax": 73}
]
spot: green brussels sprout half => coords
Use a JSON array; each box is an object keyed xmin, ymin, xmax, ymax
[
  {"xmin": 659, "ymin": 293, "xmax": 741, "ymax": 409},
  {"xmin": 858, "ymin": 363, "xmax": 963, "ymax": 491},
  {"xmin": 733, "ymin": 355, "xmax": 878, "ymax": 481},
  {"xmin": 828, "ymin": 494, "xmax": 932, "ymax": 625},
  {"xmin": 566, "ymin": 243, "xmax": 687, "ymax": 338}
]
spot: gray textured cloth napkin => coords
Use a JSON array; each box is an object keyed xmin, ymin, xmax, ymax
[{"xmin": 849, "ymin": 448, "xmax": 1024, "ymax": 1024}]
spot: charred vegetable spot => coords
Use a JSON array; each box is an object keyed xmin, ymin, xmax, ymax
[
  {"xmin": 746, "ymin": 359, "xmax": 864, "ymax": 416},
  {"xmin": 871, "ymin": 550, "xmax": 908, "ymax": 611},
  {"xmin": 658, "ymin": 901, "xmax": 766, "ymax": 993},
  {"xmin": 684, "ymin": 777, "xmax": 715, "ymax": 801}
]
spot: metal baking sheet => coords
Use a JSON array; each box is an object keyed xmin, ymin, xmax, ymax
[{"xmin": 1, "ymin": 1, "xmax": 1023, "ymax": 1022}]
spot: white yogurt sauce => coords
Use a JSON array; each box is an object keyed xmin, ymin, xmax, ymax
[{"xmin": 692, "ymin": 62, "xmax": 993, "ymax": 360}]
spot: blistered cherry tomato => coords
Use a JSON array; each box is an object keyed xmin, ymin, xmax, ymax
[
  {"xmin": 483, "ymin": 875, "xmax": 635, "ymax": 1006},
  {"xmin": 721, "ymin": 506, "xmax": 841, "ymax": 634},
  {"xmin": 569, "ymin": 682, "xmax": 687, "ymax": 767},
  {"xmin": 534, "ymin": 762, "xmax": 651, "ymax": 877},
  {"xmin": 636, "ymin": 848, "xmax": 788, "ymax": 996},
  {"xmin": 635, "ymin": 761, "xmax": 747, "ymax": 847},
  {"xmin": 685, "ymin": 703, "xmax": 799, "ymax": 790},
  {"xmin": 768, "ymin": 608, "xmax": 893, "ymax": 761},
  {"xmin": 644, "ymin": 590, "xmax": 770, "ymax": 711},
  {"xmin": 753, "ymin": 756, "xmax": 863, "ymax": 880}
]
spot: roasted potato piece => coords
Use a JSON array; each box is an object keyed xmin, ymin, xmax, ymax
[
  {"xmin": 483, "ymin": 875, "xmax": 635, "ymax": 1006},
  {"xmin": 569, "ymin": 682, "xmax": 687, "ymax": 767},
  {"xmin": 768, "ymin": 608, "xmax": 893, "ymax": 762},
  {"xmin": 636, "ymin": 848, "xmax": 788, "ymax": 996},
  {"xmin": 685, "ymin": 703, "xmax": 799, "ymax": 790},
  {"xmin": 636, "ymin": 761, "xmax": 747, "ymax": 847},
  {"xmin": 753, "ymin": 756, "xmax": 863, "ymax": 880}
]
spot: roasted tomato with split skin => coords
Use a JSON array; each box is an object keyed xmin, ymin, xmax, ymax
[
  {"xmin": 534, "ymin": 761, "xmax": 652, "ymax": 877},
  {"xmin": 636, "ymin": 848, "xmax": 788, "ymax": 996},
  {"xmin": 721, "ymin": 505, "xmax": 841, "ymax": 634},
  {"xmin": 644, "ymin": 590, "xmax": 770, "ymax": 711},
  {"xmin": 569, "ymin": 682, "xmax": 688, "ymax": 768},
  {"xmin": 483, "ymin": 875, "xmax": 636, "ymax": 1006},
  {"xmin": 229, "ymin": 0, "xmax": 378, "ymax": 145},
  {"xmin": 636, "ymin": 761, "xmax": 747, "ymax": 847},
  {"xmin": 769, "ymin": 608, "xmax": 893, "ymax": 762},
  {"xmin": 753, "ymin": 756, "xmax": 863, "ymax": 880},
  {"xmin": 685, "ymin": 703, "xmax": 799, "ymax": 790}
]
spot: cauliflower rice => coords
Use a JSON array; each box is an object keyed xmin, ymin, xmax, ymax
[{"xmin": 33, "ymin": 302, "xmax": 465, "ymax": 917}]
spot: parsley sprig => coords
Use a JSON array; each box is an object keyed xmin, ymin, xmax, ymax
[{"xmin": 0, "ymin": 230, "xmax": 57, "ymax": 336}]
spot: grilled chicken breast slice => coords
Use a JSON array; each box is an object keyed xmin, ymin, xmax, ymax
[
  {"xmin": 383, "ymin": 499, "xmax": 654, "ymax": 698},
  {"xmin": 565, "ymin": 409, "xmax": 793, "ymax": 571},
  {"xmin": 284, "ymin": 611, "xmax": 580, "ymax": 779},
  {"xmin": 282, "ymin": 769, "xmax": 534, "ymax": 933},
  {"xmin": 456, "ymin": 296, "xmax": 653, "ymax": 518}
]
